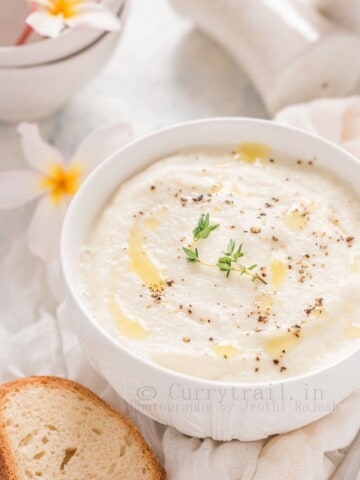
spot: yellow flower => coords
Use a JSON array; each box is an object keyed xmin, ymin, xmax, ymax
[
  {"xmin": 0, "ymin": 122, "xmax": 131, "ymax": 261},
  {"xmin": 49, "ymin": 0, "xmax": 83, "ymax": 18},
  {"xmin": 40, "ymin": 163, "xmax": 83, "ymax": 203}
]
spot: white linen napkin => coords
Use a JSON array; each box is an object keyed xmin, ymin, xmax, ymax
[
  {"xmin": 2, "ymin": 97, "xmax": 360, "ymax": 479},
  {"xmin": 169, "ymin": 0, "xmax": 360, "ymax": 114}
]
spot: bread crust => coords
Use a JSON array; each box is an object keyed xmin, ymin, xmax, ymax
[{"xmin": 0, "ymin": 376, "xmax": 166, "ymax": 480}]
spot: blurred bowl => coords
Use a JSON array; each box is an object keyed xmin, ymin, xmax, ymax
[
  {"xmin": 0, "ymin": 3, "xmax": 127, "ymax": 123},
  {"xmin": 313, "ymin": 0, "xmax": 360, "ymax": 35},
  {"xmin": 0, "ymin": 0, "xmax": 125, "ymax": 68}
]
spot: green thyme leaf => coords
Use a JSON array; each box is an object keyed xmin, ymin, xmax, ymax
[
  {"xmin": 225, "ymin": 239, "xmax": 235, "ymax": 256},
  {"xmin": 233, "ymin": 243, "xmax": 244, "ymax": 261},
  {"xmin": 182, "ymin": 247, "xmax": 200, "ymax": 263},
  {"xmin": 193, "ymin": 213, "xmax": 219, "ymax": 241},
  {"xmin": 183, "ymin": 213, "xmax": 267, "ymax": 284},
  {"xmin": 225, "ymin": 239, "xmax": 244, "ymax": 262},
  {"xmin": 217, "ymin": 256, "xmax": 232, "ymax": 277}
]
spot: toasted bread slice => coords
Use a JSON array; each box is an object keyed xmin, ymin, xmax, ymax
[{"xmin": 0, "ymin": 376, "xmax": 166, "ymax": 480}]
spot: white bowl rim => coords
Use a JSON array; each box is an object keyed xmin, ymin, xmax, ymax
[
  {"xmin": 0, "ymin": 8, "xmax": 125, "ymax": 73},
  {"xmin": 0, "ymin": 21, "xmax": 95, "ymax": 54},
  {"xmin": 61, "ymin": 116, "xmax": 360, "ymax": 389}
]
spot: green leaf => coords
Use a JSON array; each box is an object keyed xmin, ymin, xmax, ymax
[
  {"xmin": 193, "ymin": 213, "xmax": 219, "ymax": 241},
  {"xmin": 217, "ymin": 256, "xmax": 232, "ymax": 277},
  {"xmin": 225, "ymin": 239, "xmax": 235, "ymax": 256},
  {"xmin": 234, "ymin": 243, "xmax": 244, "ymax": 261},
  {"xmin": 192, "ymin": 214, "xmax": 205, "ymax": 239},
  {"xmin": 182, "ymin": 247, "xmax": 199, "ymax": 263}
]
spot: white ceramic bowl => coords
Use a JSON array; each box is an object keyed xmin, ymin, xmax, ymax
[
  {"xmin": 0, "ymin": 0, "xmax": 125, "ymax": 67},
  {"xmin": 0, "ymin": 6, "xmax": 127, "ymax": 123},
  {"xmin": 61, "ymin": 118, "xmax": 360, "ymax": 441}
]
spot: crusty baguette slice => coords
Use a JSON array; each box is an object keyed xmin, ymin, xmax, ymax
[{"xmin": 0, "ymin": 376, "xmax": 166, "ymax": 480}]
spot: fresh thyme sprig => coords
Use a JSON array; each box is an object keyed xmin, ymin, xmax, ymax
[
  {"xmin": 217, "ymin": 239, "xmax": 265, "ymax": 283},
  {"xmin": 183, "ymin": 213, "xmax": 219, "ymax": 261},
  {"xmin": 192, "ymin": 213, "xmax": 219, "ymax": 241},
  {"xmin": 182, "ymin": 214, "xmax": 267, "ymax": 284}
]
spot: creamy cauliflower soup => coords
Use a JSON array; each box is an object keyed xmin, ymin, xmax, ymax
[{"xmin": 79, "ymin": 144, "xmax": 360, "ymax": 382}]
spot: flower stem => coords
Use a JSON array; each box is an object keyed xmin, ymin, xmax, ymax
[{"xmin": 15, "ymin": 24, "xmax": 33, "ymax": 46}]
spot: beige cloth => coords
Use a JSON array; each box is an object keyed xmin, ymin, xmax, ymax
[{"xmin": 1, "ymin": 97, "xmax": 360, "ymax": 479}]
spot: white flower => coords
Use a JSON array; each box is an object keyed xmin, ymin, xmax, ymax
[
  {"xmin": 26, "ymin": 0, "xmax": 121, "ymax": 39},
  {"xmin": 0, "ymin": 122, "xmax": 131, "ymax": 261}
]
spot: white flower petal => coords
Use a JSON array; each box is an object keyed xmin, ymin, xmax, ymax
[
  {"xmin": 27, "ymin": 196, "xmax": 68, "ymax": 262},
  {"xmin": 26, "ymin": 10, "xmax": 65, "ymax": 38},
  {"xmin": 46, "ymin": 258, "xmax": 66, "ymax": 303},
  {"xmin": 65, "ymin": 3, "xmax": 121, "ymax": 31},
  {"xmin": 0, "ymin": 170, "xmax": 43, "ymax": 209},
  {"xmin": 18, "ymin": 123, "xmax": 65, "ymax": 174},
  {"xmin": 28, "ymin": 0, "xmax": 53, "ymax": 7},
  {"xmin": 71, "ymin": 123, "xmax": 132, "ymax": 175},
  {"xmin": 72, "ymin": 2, "xmax": 115, "ymax": 12}
]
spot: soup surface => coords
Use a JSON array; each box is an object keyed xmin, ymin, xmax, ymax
[{"xmin": 79, "ymin": 144, "xmax": 360, "ymax": 382}]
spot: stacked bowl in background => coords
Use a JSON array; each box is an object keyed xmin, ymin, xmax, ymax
[{"xmin": 0, "ymin": 0, "xmax": 127, "ymax": 122}]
